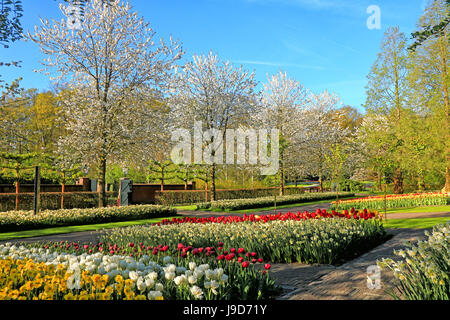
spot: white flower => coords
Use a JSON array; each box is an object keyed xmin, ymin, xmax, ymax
[
  {"xmin": 189, "ymin": 262, "xmax": 196, "ymax": 271},
  {"xmin": 204, "ymin": 280, "xmax": 219, "ymax": 294},
  {"xmin": 165, "ymin": 272, "xmax": 175, "ymax": 281},
  {"xmin": 146, "ymin": 271, "xmax": 158, "ymax": 281},
  {"xmin": 188, "ymin": 275, "xmax": 197, "ymax": 285},
  {"xmin": 147, "ymin": 291, "xmax": 163, "ymax": 300},
  {"xmin": 174, "ymin": 275, "xmax": 187, "ymax": 286},
  {"xmin": 145, "ymin": 278, "xmax": 155, "ymax": 288},
  {"xmin": 190, "ymin": 285, "xmax": 204, "ymax": 299},
  {"xmin": 155, "ymin": 283, "xmax": 164, "ymax": 292},
  {"xmin": 136, "ymin": 277, "xmax": 146, "ymax": 292},
  {"xmin": 129, "ymin": 271, "xmax": 139, "ymax": 282},
  {"xmin": 205, "ymin": 269, "xmax": 216, "ymax": 280}
]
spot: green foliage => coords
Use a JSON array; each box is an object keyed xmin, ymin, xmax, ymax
[{"xmin": 339, "ymin": 180, "xmax": 366, "ymax": 192}]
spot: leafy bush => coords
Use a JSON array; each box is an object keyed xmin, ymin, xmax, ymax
[
  {"xmin": 378, "ymin": 223, "xmax": 449, "ymax": 300},
  {"xmin": 0, "ymin": 192, "xmax": 118, "ymax": 212},
  {"xmin": 0, "ymin": 205, "xmax": 177, "ymax": 233},
  {"xmin": 339, "ymin": 180, "xmax": 366, "ymax": 192},
  {"xmin": 204, "ymin": 192, "xmax": 355, "ymax": 211}
]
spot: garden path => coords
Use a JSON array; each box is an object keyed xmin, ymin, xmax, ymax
[{"xmin": 269, "ymin": 228, "xmax": 430, "ymax": 300}]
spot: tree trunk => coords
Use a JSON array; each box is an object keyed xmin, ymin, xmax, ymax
[
  {"xmin": 61, "ymin": 183, "xmax": 65, "ymax": 209},
  {"xmin": 279, "ymin": 156, "xmax": 284, "ymax": 196},
  {"xmin": 439, "ymin": 37, "xmax": 450, "ymax": 192},
  {"xmin": 377, "ymin": 170, "xmax": 382, "ymax": 192},
  {"xmin": 393, "ymin": 167, "xmax": 404, "ymax": 194},
  {"xmin": 210, "ymin": 164, "xmax": 216, "ymax": 201},
  {"xmin": 318, "ymin": 163, "xmax": 323, "ymax": 193},
  {"xmin": 98, "ymin": 158, "xmax": 107, "ymax": 208},
  {"xmin": 15, "ymin": 180, "xmax": 19, "ymax": 211}
]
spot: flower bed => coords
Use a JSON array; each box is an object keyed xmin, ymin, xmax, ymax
[
  {"xmin": 154, "ymin": 208, "xmax": 380, "ymax": 227},
  {"xmin": 0, "ymin": 242, "xmax": 278, "ymax": 300},
  {"xmin": 200, "ymin": 192, "xmax": 355, "ymax": 211},
  {"xmin": 378, "ymin": 223, "xmax": 449, "ymax": 300},
  {"xmin": 100, "ymin": 215, "xmax": 387, "ymax": 265},
  {"xmin": 331, "ymin": 192, "xmax": 449, "ymax": 211},
  {"xmin": 0, "ymin": 205, "xmax": 177, "ymax": 233}
]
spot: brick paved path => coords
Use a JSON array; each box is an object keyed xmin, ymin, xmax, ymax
[{"xmin": 270, "ymin": 228, "xmax": 430, "ymax": 300}]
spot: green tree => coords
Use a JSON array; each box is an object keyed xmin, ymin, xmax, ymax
[
  {"xmin": 407, "ymin": 0, "xmax": 450, "ymax": 192},
  {"xmin": 365, "ymin": 26, "xmax": 409, "ymax": 194}
]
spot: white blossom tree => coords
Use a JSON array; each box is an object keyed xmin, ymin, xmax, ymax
[
  {"xmin": 169, "ymin": 51, "xmax": 259, "ymax": 201},
  {"xmin": 301, "ymin": 90, "xmax": 348, "ymax": 191},
  {"xmin": 27, "ymin": 0, "xmax": 183, "ymax": 206},
  {"xmin": 260, "ymin": 71, "xmax": 311, "ymax": 195}
]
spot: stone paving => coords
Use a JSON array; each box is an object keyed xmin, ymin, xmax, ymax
[{"xmin": 271, "ymin": 228, "xmax": 430, "ymax": 300}]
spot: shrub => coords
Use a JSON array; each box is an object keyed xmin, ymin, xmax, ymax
[
  {"xmin": 205, "ymin": 192, "xmax": 355, "ymax": 211},
  {"xmin": 378, "ymin": 223, "xmax": 449, "ymax": 300},
  {"xmin": 0, "ymin": 192, "xmax": 118, "ymax": 212},
  {"xmin": 155, "ymin": 187, "xmax": 310, "ymax": 206},
  {"xmin": 0, "ymin": 205, "xmax": 177, "ymax": 233},
  {"xmin": 339, "ymin": 180, "xmax": 366, "ymax": 192}
]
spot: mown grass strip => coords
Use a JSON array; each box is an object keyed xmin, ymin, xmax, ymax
[{"xmin": 383, "ymin": 217, "xmax": 449, "ymax": 229}]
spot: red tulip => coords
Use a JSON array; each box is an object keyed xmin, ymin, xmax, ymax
[
  {"xmin": 264, "ymin": 264, "xmax": 271, "ymax": 270},
  {"xmin": 242, "ymin": 261, "xmax": 250, "ymax": 268}
]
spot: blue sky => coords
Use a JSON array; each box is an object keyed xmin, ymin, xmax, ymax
[{"xmin": 0, "ymin": 0, "xmax": 427, "ymax": 112}]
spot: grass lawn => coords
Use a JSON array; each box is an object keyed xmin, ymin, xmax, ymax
[
  {"xmin": 383, "ymin": 217, "xmax": 449, "ymax": 229},
  {"xmin": 0, "ymin": 216, "xmax": 180, "ymax": 241},
  {"xmin": 384, "ymin": 205, "xmax": 450, "ymax": 214}
]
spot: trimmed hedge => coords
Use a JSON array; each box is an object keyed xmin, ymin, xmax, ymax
[
  {"xmin": 155, "ymin": 187, "xmax": 316, "ymax": 206},
  {"xmin": 0, "ymin": 192, "xmax": 118, "ymax": 212},
  {"xmin": 0, "ymin": 205, "xmax": 177, "ymax": 233},
  {"xmin": 199, "ymin": 192, "xmax": 355, "ymax": 211}
]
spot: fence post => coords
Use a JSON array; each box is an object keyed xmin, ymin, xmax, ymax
[
  {"xmin": 15, "ymin": 180, "xmax": 19, "ymax": 211},
  {"xmin": 33, "ymin": 166, "xmax": 41, "ymax": 215}
]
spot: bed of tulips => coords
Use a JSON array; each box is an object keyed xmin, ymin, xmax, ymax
[
  {"xmin": 100, "ymin": 213, "xmax": 387, "ymax": 265},
  {"xmin": 0, "ymin": 242, "xmax": 279, "ymax": 300},
  {"xmin": 377, "ymin": 223, "xmax": 449, "ymax": 300},
  {"xmin": 331, "ymin": 192, "xmax": 449, "ymax": 211},
  {"xmin": 133, "ymin": 208, "xmax": 381, "ymax": 228},
  {"xmin": 0, "ymin": 205, "xmax": 177, "ymax": 233}
]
